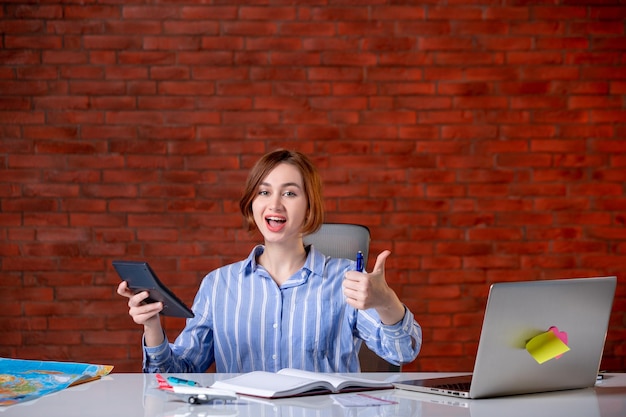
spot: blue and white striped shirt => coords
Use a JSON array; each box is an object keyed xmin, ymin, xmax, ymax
[{"xmin": 143, "ymin": 245, "xmax": 422, "ymax": 373}]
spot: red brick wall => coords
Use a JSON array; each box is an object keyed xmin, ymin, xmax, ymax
[{"xmin": 1, "ymin": 2, "xmax": 625, "ymax": 373}]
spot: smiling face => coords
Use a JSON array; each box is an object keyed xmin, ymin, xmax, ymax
[
  {"xmin": 239, "ymin": 149, "xmax": 325, "ymax": 236},
  {"xmin": 251, "ymin": 162, "xmax": 308, "ymax": 244}
]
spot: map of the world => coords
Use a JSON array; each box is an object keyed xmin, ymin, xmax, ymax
[{"xmin": 0, "ymin": 358, "xmax": 113, "ymax": 406}]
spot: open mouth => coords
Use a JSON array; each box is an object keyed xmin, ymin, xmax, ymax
[{"xmin": 266, "ymin": 216, "xmax": 286, "ymax": 229}]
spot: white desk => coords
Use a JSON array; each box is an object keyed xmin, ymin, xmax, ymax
[{"xmin": 2, "ymin": 372, "xmax": 625, "ymax": 417}]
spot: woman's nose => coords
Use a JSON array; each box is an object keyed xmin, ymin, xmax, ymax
[{"xmin": 270, "ymin": 195, "xmax": 284, "ymax": 211}]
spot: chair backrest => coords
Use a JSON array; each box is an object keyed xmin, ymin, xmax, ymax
[
  {"xmin": 303, "ymin": 223, "xmax": 370, "ymax": 263},
  {"xmin": 303, "ymin": 223, "xmax": 401, "ymax": 372}
]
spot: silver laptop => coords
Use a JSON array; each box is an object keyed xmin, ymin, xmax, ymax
[
  {"xmin": 392, "ymin": 384, "xmax": 602, "ymax": 416},
  {"xmin": 394, "ymin": 276, "xmax": 617, "ymax": 399}
]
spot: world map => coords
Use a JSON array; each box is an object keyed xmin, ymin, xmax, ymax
[{"xmin": 0, "ymin": 358, "xmax": 113, "ymax": 406}]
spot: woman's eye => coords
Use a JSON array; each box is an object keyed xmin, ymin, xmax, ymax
[
  {"xmin": 258, "ymin": 190, "xmax": 269, "ymax": 196},
  {"xmin": 283, "ymin": 191, "xmax": 297, "ymax": 197}
]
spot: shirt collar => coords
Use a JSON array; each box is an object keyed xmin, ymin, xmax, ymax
[
  {"xmin": 241, "ymin": 245, "xmax": 264, "ymax": 274},
  {"xmin": 306, "ymin": 244, "xmax": 328, "ymax": 279},
  {"xmin": 241, "ymin": 244, "xmax": 328, "ymax": 280}
]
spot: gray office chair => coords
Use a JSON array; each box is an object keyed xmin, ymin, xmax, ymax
[{"xmin": 303, "ymin": 223, "xmax": 401, "ymax": 372}]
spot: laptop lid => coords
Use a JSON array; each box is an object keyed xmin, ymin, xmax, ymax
[{"xmin": 395, "ymin": 276, "xmax": 617, "ymax": 399}]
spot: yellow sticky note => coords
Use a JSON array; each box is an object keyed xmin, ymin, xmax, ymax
[{"xmin": 526, "ymin": 330, "xmax": 570, "ymax": 364}]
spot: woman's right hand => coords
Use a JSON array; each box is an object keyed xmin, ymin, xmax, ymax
[{"xmin": 117, "ymin": 281, "xmax": 165, "ymax": 346}]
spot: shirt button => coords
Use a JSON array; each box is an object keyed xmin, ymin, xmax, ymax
[
  {"xmin": 272, "ymin": 354, "xmax": 277, "ymax": 360},
  {"xmin": 273, "ymin": 323, "xmax": 278, "ymax": 329}
]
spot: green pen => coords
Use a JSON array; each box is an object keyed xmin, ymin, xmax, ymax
[{"xmin": 167, "ymin": 376, "xmax": 200, "ymax": 386}]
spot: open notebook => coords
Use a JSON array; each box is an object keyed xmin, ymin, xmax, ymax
[{"xmin": 394, "ymin": 276, "xmax": 616, "ymax": 399}]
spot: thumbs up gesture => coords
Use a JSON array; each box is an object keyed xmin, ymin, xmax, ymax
[{"xmin": 343, "ymin": 250, "xmax": 406, "ymax": 325}]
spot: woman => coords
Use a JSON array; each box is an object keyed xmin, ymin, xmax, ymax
[{"xmin": 117, "ymin": 149, "xmax": 422, "ymax": 373}]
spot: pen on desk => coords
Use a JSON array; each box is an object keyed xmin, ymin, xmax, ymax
[
  {"xmin": 167, "ymin": 376, "xmax": 200, "ymax": 387},
  {"xmin": 356, "ymin": 251, "xmax": 364, "ymax": 272}
]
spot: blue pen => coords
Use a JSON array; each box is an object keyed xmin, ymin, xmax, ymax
[
  {"xmin": 167, "ymin": 376, "xmax": 200, "ymax": 387},
  {"xmin": 356, "ymin": 251, "xmax": 364, "ymax": 272}
]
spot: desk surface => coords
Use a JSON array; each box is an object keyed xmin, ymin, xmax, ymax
[{"xmin": 2, "ymin": 372, "xmax": 625, "ymax": 417}]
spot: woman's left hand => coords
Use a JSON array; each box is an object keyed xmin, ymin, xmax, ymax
[{"xmin": 343, "ymin": 250, "xmax": 405, "ymax": 325}]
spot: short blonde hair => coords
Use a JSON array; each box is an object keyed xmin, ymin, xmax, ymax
[{"xmin": 239, "ymin": 149, "xmax": 324, "ymax": 235}]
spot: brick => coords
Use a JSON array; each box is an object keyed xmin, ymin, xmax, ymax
[
  {"xmin": 302, "ymin": 36, "xmax": 356, "ymax": 51},
  {"xmin": 552, "ymin": 154, "xmax": 604, "ymax": 168},
  {"xmin": 611, "ymin": 81, "xmax": 626, "ymax": 94},
  {"xmin": 552, "ymin": 241, "xmax": 608, "ymax": 254},
  {"xmin": 567, "ymin": 52, "xmax": 622, "ymax": 65},
  {"xmin": 523, "ymin": 66, "xmax": 580, "ymax": 81},
  {"xmin": 397, "ymin": 96, "xmax": 452, "ymax": 110},
  {"xmin": 534, "ymin": 6, "xmax": 587, "ymax": 20},
  {"xmin": 7, "ymin": 5, "xmax": 62, "ymax": 19},
  {"xmin": 2, "ymin": 197, "xmax": 58, "ymax": 212},
  {"xmin": 429, "ymin": 6, "xmax": 482, "ymax": 20},
  {"xmin": 469, "ymin": 228, "xmax": 523, "ymax": 241},
  {"xmin": 484, "ymin": 7, "xmax": 529, "ymax": 20},
  {"xmin": 465, "ymin": 67, "xmax": 519, "ymax": 81},
  {"xmin": 62, "ymin": 5, "xmax": 119, "ymax": 19},
  {"xmin": 464, "ymin": 255, "xmax": 521, "ymax": 269},
  {"xmin": 0, "ymin": 20, "xmax": 44, "ymax": 35},
  {"xmin": 370, "ymin": 141, "xmax": 415, "ymax": 155},
  {"xmin": 569, "ymin": 183, "xmax": 623, "ymax": 197},
  {"xmin": 362, "ymin": 36, "xmax": 417, "ymax": 52},
  {"xmin": 598, "ymin": 197, "xmax": 626, "ymax": 211},
  {"xmin": 526, "ymin": 228, "xmax": 582, "ymax": 241},
  {"xmin": 380, "ymin": 52, "xmax": 432, "ymax": 67},
  {"xmin": 593, "ymin": 168, "xmax": 626, "ymax": 182},
  {"xmin": 0, "ymin": 331, "xmax": 23, "ymax": 344},
  {"xmin": 22, "ymin": 212, "xmax": 67, "ymax": 226},
  {"xmin": 436, "ymin": 242, "xmax": 492, "ymax": 256},
  {"xmin": 554, "ymin": 81, "xmax": 610, "ymax": 95},
  {"xmin": 324, "ymin": 52, "xmax": 379, "ymax": 66},
  {"xmin": 530, "ymin": 139, "xmax": 586, "ymax": 153},
  {"xmin": 308, "ymin": 7, "xmax": 368, "ymax": 20},
  {"xmin": 591, "ymin": 140, "xmax": 626, "ymax": 153},
  {"xmin": 443, "ymin": 51, "xmax": 502, "ymax": 66},
  {"xmin": 0, "ymin": 80, "xmax": 50, "ymax": 96},
  {"xmin": 521, "ymin": 255, "xmax": 578, "ymax": 269},
  {"xmin": 477, "ymin": 37, "xmax": 532, "ymax": 51},
  {"xmin": 589, "ymin": 7, "xmax": 626, "ymax": 20},
  {"xmin": 5, "ymin": 35, "xmax": 62, "ymax": 50},
  {"xmin": 420, "ymin": 37, "xmax": 475, "ymax": 51},
  {"xmin": 337, "ymin": 21, "xmax": 396, "ymax": 36},
  {"xmin": 592, "ymin": 110, "xmax": 626, "ymax": 123},
  {"xmin": 42, "ymin": 50, "xmax": 88, "ymax": 65},
  {"xmin": 582, "ymin": 255, "xmax": 626, "ymax": 269},
  {"xmin": 179, "ymin": 6, "xmax": 237, "ymax": 20},
  {"xmin": 591, "ymin": 37, "xmax": 626, "ymax": 50},
  {"xmin": 571, "ymin": 22, "xmax": 624, "ymax": 36},
  {"xmin": 420, "ymin": 256, "xmax": 462, "ymax": 271},
  {"xmin": 561, "ymin": 125, "xmax": 614, "ymax": 138},
  {"xmin": 33, "ymin": 96, "xmax": 91, "ymax": 110},
  {"xmin": 583, "ymin": 67, "xmax": 626, "ymax": 80},
  {"xmin": 58, "ymin": 66, "xmax": 104, "ymax": 81},
  {"xmin": 612, "ymin": 157, "xmax": 626, "ymax": 171},
  {"xmin": 426, "ymin": 297, "xmax": 482, "ymax": 314},
  {"xmin": 279, "ymin": 22, "xmax": 336, "ymax": 37}
]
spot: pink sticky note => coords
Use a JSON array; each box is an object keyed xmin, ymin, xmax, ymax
[{"xmin": 549, "ymin": 326, "xmax": 568, "ymax": 359}]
